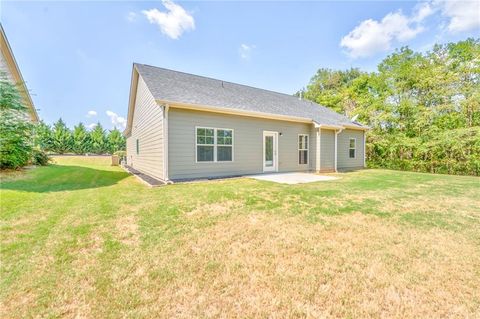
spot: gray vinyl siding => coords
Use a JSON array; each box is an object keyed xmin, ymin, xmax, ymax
[
  {"xmin": 168, "ymin": 108, "xmax": 313, "ymax": 180},
  {"xmin": 320, "ymin": 129, "xmax": 335, "ymax": 171},
  {"xmin": 337, "ymin": 129, "xmax": 365, "ymax": 170},
  {"xmin": 126, "ymin": 75, "xmax": 165, "ymax": 180}
]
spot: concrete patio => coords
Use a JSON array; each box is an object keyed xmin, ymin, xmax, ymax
[{"xmin": 247, "ymin": 172, "xmax": 338, "ymax": 184}]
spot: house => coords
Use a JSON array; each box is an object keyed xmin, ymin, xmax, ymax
[
  {"xmin": 124, "ymin": 63, "xmax": 368, "ymax": 182},
  {"xmin": 0, "ymin": 24, "xmax": 38, "ymax": 123}
]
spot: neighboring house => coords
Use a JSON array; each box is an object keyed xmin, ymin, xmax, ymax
[
  {"xmin": 0, "ymin": 24, "xmax": 38, "ymax": 122},
  {"xmin": 124, "ymin": 63, "xmax": 368, "ymax": 182}
]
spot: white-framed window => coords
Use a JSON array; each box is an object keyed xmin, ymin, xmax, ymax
[
  {"xmin": 196, "ymin": 127, "xmax": 233, "ymax": 162},
  {"xmin": 298, "ymin": 134, "xmax": 309, "ymax": 165},
  {"xmin": 349, "ymin": 138, "xmax": 356, "ymax": 158}
]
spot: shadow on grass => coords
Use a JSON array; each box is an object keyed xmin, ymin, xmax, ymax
[{"xmin": 0, "ymin": 164, "xmax": 130, "ymax": 193}]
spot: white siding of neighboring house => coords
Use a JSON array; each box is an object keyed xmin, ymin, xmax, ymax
[
  {"xmin": 126, "ymin": 76, "xmax": 165, "ymax": 180},
  {"xmin": 337, "ymin": 129, "xmax": 365, "ymax": 170},
  {"xmin": 0, "ymin": 51, "xmax": 31, "ymax": 122},
  {"xmin": 0, "ymin": 52, "xmax": 13, "ymax": 82}
]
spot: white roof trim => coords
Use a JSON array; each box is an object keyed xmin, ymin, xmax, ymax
[{"xmin": 159, "ymin": 100, "xmax": 314, "ymax": 124}]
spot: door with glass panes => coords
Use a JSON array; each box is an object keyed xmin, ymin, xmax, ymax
[{"xmin": 263, "ymin": 131, "xmax": 278, "ymax": 172}]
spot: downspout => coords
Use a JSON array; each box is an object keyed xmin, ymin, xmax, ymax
[
  {"xmin": 316, "ymin": 128, "xmax": 321, "ymax": 173},
  {"xmin": 163, "ymin": 104, "xmax": 171, "ymax": 183},
  {"xmin": 334, "ymin": 128, "xmax": 344, "ymax": 172},
  {"xmin": 363, "ymin": 130, "xmax": 366, "ymax": 168}
]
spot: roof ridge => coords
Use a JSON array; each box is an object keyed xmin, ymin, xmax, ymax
[{"xmin": 134, "ymin": 63, "xmax": 317, "ymax": 105}]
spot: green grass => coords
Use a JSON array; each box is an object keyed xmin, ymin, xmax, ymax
[{"xmin": 1, "ymin": 156, "xmax": 479, "ymax": 318}]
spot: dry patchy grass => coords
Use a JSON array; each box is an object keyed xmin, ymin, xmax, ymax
[
  {"xmin": 1, "ymin": 157, "xmax": 479, "ymax": 318},
  {"xmin": 144, "ymin": 213, "xmax": 479, "ymax": 318}
]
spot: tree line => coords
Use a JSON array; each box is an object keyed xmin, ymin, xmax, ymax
[
  {"xmin": 1, "ymin": 72, "xmax": 126, "ymax": 169},
  {"xmin": 2, "ymin": 38, "xmax": 478, "ymax": 174},
  {"xmin": 35, "ymin": 119, "xmax": 126, "ymax": 155},
  {"xmin": 299, "ymin": 38, "xmax": 480, "ymax": 176}
]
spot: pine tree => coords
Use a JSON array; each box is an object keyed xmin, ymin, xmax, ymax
[
  {"xmin": 52, "ymin": 118, "xmax": 72, "ymax": 154},
  {"xmin": 72, "ymin": 122, "xmax": 91, "ymax": 154},
  {"xmin": 90, "ymin": 122, "xmax": 107, "ymax": 154},
  {"xmin": 107, "ymin": 127, "xmax": 126, "ymax": 153},
  {"xmin": 35, "ymin": 121, "xmax": 53, "ymax": 152}
]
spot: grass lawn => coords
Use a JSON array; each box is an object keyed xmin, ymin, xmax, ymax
[{"xmin": 1, "ymin": 156, "xmax": 479, "ymax": 318}]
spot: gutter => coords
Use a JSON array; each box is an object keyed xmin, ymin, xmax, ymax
[
  {"xmin": 125, "ymin": 97, "xmax": 369, "ymax": 137},
  {"xmin": 159, "ymin": 100, "xmax": 314, "ymax": 124},
  {"xmin": 314, "ymin": 123, "xmax": 344, "ymax": 130},
  {"xmin": 341, "ymin": 123, "xmax": 370, "ymax": 131}
]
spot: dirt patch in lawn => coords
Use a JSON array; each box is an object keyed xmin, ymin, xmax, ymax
[
  {"xmin": 186, "ymin": 200, "xmax": 243, "ymax": 218},
  {"xmin": 116, "ymin": 215, "xmax": 140, "ymax": 246},
  {"xmin": 0, "ymin": 166, "xmax": 36, "ymax": 181}
]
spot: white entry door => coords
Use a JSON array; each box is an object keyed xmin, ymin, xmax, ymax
[{"xmin": 263, "ymin": 131, "xmax": 278, "ymax": 172}]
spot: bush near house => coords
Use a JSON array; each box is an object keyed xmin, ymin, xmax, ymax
[{"xmin": 0, "ymin": 75, "xmax": 49, "ymax": 169}]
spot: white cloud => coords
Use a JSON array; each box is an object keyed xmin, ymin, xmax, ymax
[
  {"xmin": 239, "ymin": 43, "xmax": 256, "ymax": 60},
  {"xmin": 86, "ymin": 110, "xmax": 97, "ymax": 118},
  {"xmin": 142, "ymin": 0, "xmax": 195, "ymax": 39},
  {"xmin": 340, "ymin": 10, "xmax": 425, "ymax": 58},
  {"xmin": 127, "ymin": 11, "xmax": 137, "ymax": 22},
  {"xmin": 341, "ymin": 0, "xmax": 480, "ymax": 58},
  {"xmin": 437, "ymin": 0, "xmax": 480, "ymax": 33},
  {"xmin": 87, "ymin": 123, "xmax": 98, "ymax": 130},
  {"xmin": 411, "ymin": 2, "xmax": 435, "ymax": 23},
  {"xmin": 106, "ymin": 110, "xmax": 127, "ymax": 129}
]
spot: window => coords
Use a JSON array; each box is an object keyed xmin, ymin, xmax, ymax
[
  {"xmin": 136, "ymin": 139, "xmax": 139, "ymax": 155},
  {"xmin": 196, "ymin": 127, "xmax": 233, "ymax": 162},
  {"xmin": 216, "ymin": 129, "xmax": 233, "ymax": 161},
  {"xmin": 196, "ymin": 128, "xmax": 214, "ymax": 162},
  {"xmin": 349, "ymin": 138, "xmax": 356, "ymax": 158},
  {"xmin": 298, "ymin": 134, "xmax": 309, "ymax": 165}
]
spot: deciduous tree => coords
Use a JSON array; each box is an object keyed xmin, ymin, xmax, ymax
[{"xmin": 301, "ymin": 38, "xmax": 480, "ymax": 175}]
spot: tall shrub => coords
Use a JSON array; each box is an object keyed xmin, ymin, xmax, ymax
[{"xmin": 0, "ymin": 76, "xmax": 33, "ymax": 169}]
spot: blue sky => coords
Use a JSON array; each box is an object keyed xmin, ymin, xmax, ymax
[{"xmin": 2, "ymin": 0, "xmax": 479, "ymax": 130}]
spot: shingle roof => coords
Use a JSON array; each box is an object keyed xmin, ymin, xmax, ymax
[{"xmin": 134, "ymin": 63, "xmax": 366, "ymax": 128}]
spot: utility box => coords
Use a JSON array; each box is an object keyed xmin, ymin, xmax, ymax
[{"xmin": 111, "ymin": 155, "xmax": 120, "ymax": 166}]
